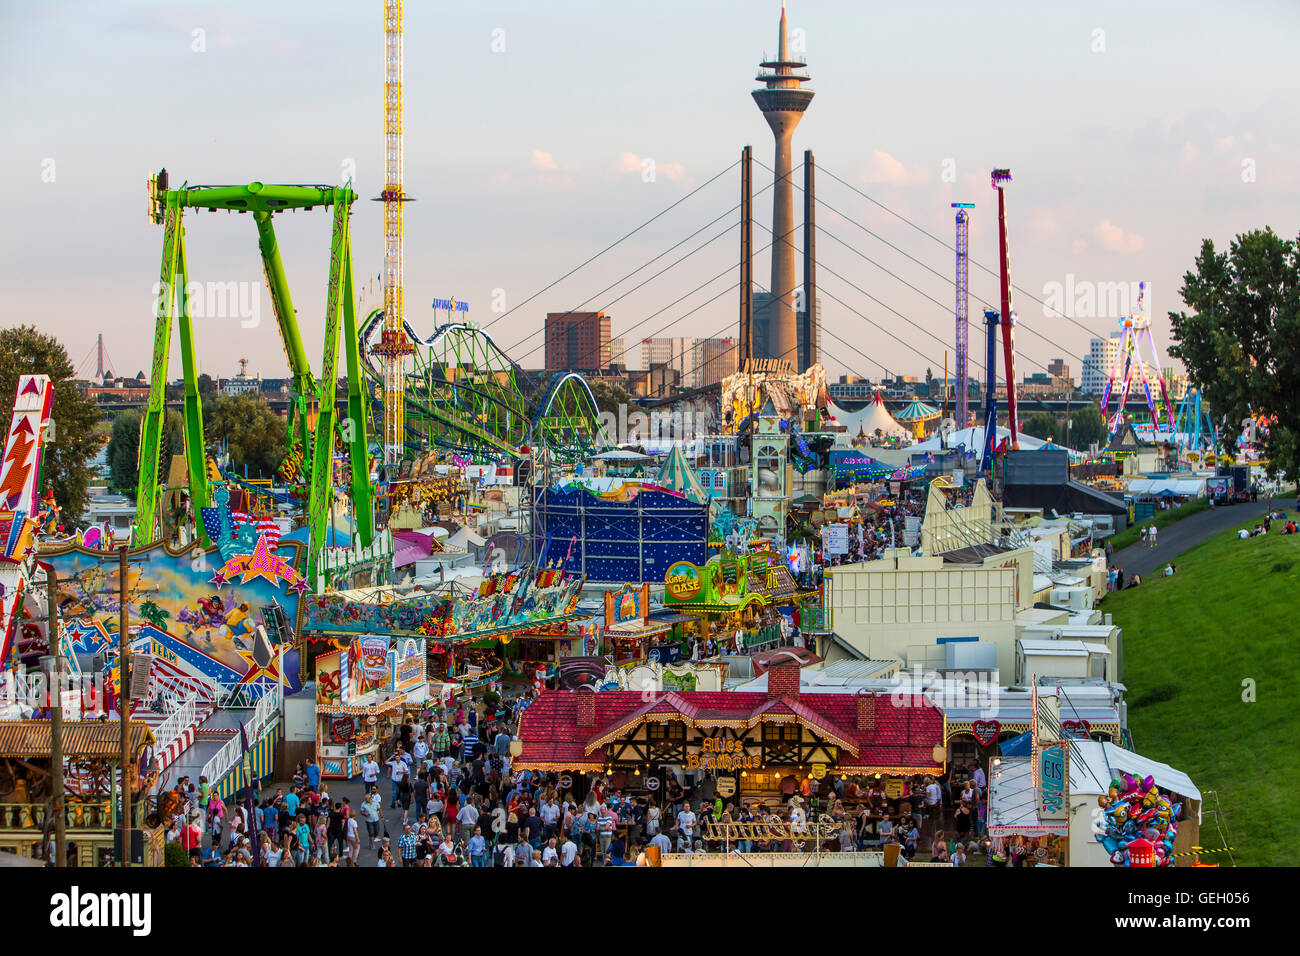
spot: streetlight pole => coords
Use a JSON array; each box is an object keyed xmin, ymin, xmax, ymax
[
  {"xmin": 118, "ymin": 544, "xmax": 132, "ymax": 867},
  {"xmin": 48, "ymin": 566, "xmax": 66, "ymax": 867}
]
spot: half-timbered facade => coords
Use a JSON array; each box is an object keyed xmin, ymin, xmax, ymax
[{"xmin": 516, "ymin": 664, "xmax": 945, "ymax": 788}]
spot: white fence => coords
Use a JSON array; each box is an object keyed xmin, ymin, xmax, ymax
[
  {"xmin": 199, "ymin": 681, "xmax": 283, "ymax": 788},
  {"xmin": 151, "ymin": 692, "xmax": 202, "ymax": 755}
]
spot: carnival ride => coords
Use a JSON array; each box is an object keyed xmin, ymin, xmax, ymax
[
  {"xmin": 991, "ymin": 169, "xmax": 1021, "ymax": 449},
  {"xmin": 375, "ymin": 0, "xmax": 414, "ymax": 466},
  {"xmin": 0, "ymin": 375, "xmax": 54, "ymax": 666},
  {"xmin": 951, "ymin": 202, "xmax": 974, "ymax": 428},
  {"xmin": 1099, "ymin": 282, "xmax": 1176, "ymax": 436},
  {"xmin": 1173, "ymin": 387, "xmax": 1216, "ymax": 462},
  {"xmin": 137, "ymin": 174, "xmax": 373, "ymax": 577},
  {"xmin": 358, "ymin": 312, "xmax": 608, "ymax": 465}
]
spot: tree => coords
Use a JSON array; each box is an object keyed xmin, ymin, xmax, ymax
[
  {"xmin": 106, "ymin": 408, "xmax": 184, "ymax": 498},
  {"xmin": 1169, "ymin": 227, "xmax": 1300, "ymax": 478},
  {"xmin": 207, "ymin": 393, "xmax": 286, "ymax": 478},
  {"xmin": 1021, "ymin": 411, "xmax": 1060, "ymax": 444},
  {"xmin": 588, "ymin": 381, "xmax": 631, "ymax": 418},
  {"xmin": 197, "ymin": 373, "xmax": 218, "ymax": 405},
  {"xmin": 1069, "ymin": 404, "xmax": 1108, "ymax": 450},
  {"xmin": 0, "ymin": 325, "xmax": 101, "ymax": 523}
]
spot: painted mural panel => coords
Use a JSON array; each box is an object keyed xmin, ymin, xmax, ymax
[{"xmin": 41, "ymin": 539, "xmax": 304, "ymax": 693}]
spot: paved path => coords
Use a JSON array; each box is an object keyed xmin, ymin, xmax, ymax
[{"xmin": 1110, "ymin": 496, "xmax": 1291, "ymax": 579}]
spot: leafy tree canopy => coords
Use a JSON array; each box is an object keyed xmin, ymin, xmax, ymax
[{"xmin": 1170, "ymin": 227, "xmax": 1300, "ymax": 478}]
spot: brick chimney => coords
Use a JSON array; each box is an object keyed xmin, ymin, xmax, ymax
[
  {"xmin": 766, "ymin": 662, "xmax": 801, "ymax": 699},
  {"xmin": 856, "ymin": 692, "xmax": 876, "ymax": 731},
  {"xmin": 576, "ymin": 687, "xmax": 596, "ymax": 728}
]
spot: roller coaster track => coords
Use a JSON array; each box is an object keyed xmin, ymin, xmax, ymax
[{"xmin": 358, "ymin": 310, "xmax": 608, "ymax": 462}]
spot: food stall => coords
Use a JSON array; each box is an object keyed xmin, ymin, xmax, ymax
[
  {"xmin": 314, "ymin": 637, "xmax": 429, "ymax": 779},
  {"xmin": 602, "ymin": 583, "xmax": 675, "ymax": 662}
]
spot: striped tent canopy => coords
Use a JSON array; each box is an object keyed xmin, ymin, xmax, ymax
[
  {"xmin": 654, "ymin": 444, "xmax": 709, "ymax": 505},
  {"xmin": 894, "ymin": 400, "xmax": 941, "ymax": 423}
]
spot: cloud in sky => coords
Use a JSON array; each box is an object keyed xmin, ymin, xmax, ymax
[
  {"xmin": 1094, "ymin": 219, "xmax": 1144, "ymax": 254},
  {"xmin": 859, "ymin": 150, "xmax": 928, "ymax": 186},
  {"xmin": 531, "ymin": 149, "xmax": 558, "ymax": 170}
]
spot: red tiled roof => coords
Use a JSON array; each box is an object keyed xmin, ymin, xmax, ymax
[{"xmin": 515, "ymin": 689, "xmax": 944, "ymax": 773}]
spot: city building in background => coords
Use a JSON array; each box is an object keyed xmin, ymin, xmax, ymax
[
  {"xmin": 545, "ymin": 311, "xmax": 611, "ymax": 372},
  {"xmin": 643, "ymin": 337, "xmax": 696, "ymax": 386},
  {"xmin": 693, "ymin": 337, "xmax": 739, "ymax": 388},
  {"xmin": 608, "ymin": 337, "xmax": 635, "ymax": 370},
  {"xmin": 1083, "ymin": 334, "xmax": 1121, "ymax": 395}
]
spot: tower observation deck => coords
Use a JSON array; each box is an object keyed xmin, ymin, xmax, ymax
[{"xmin": 752, "ymin": 4, "xmax": 813, "ymax": 369}]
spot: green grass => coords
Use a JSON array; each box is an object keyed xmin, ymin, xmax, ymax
[
  {"xmin": 1109, "ymin": 497, "xmax": 1210, "ymax": 551},
  {"xmin": 1103, "ymin": 515, "xmax": 1300, "ymax": 866}
]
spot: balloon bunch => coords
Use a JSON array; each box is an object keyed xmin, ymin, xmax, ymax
[{"xmin": 1094, "ymin": 773, "xmax": 1181, "ymax": 867}]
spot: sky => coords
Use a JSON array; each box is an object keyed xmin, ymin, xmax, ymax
[{"xmin": 3, "ymin": 0, "xmax": 1299, "ymax": 388}]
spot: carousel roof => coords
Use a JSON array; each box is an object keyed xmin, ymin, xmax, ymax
[
  {"xmin": 654, "ymin": 444, "xmax": 709, "ymax": 504},
  {"xmin": 894, "ymin": 399, "xmax": 941, "ymax": 422}
]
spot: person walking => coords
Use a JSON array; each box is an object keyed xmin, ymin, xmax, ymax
[
  {"xmin": 1148, "ymin": 524, "xmax": 1157, "ymax": 549},
  {"xmin": 359, "ymin": 789, "xmax": 382, "ymax": 848}
]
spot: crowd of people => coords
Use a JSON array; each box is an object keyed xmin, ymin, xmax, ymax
[{"xmin": 156, "ymin": 683, "xmax": 1000, "ymax": 866}]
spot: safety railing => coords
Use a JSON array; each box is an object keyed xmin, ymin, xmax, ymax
[
  {"xmin": 151, "ymin": 692, "xmax": 202, "ymax": 755},
  {"xmin": 199, "ymin": 681, "xmax": 282, "ymax": 787}
]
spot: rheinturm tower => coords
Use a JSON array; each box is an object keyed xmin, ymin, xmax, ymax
[{"xmin": 753, "ymin": 3, "xmax": 813, "ymax": 368}]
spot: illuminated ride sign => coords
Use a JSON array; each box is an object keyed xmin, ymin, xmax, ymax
[{"xmin": 665, "ymin": 561, "xmax": 702, "ymax": 602}]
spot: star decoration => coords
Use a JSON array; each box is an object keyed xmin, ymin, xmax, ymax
[
  {"xmin": 237, "ymin": 533, "xmax": 281, "ymax": 585},
  {"xmin": 210, "ymin": 569, "xmax": 227, "ymax": 587},
  {"xmin": 235, "ymin": 645, "xmax": 291, "ymax": 688}
]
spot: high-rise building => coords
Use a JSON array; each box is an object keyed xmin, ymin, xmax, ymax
[
  {"xmin": 752, "ymin": 4, "xmax": 813, "ymax": 369},
  {"xmin": 694, "ymin": 337, "xmax": 739, "ymax": 388},
  {"xmin": 1082, "ymin": 334, "xmax": 1120, "ymax": 395},
  {"xmin": 643, "ymin": 337, "xmax": 696, "ymax": 386},
  {"xmin": 609, "ymin": 337, "xmax": 635, "ymax": 369},
  {"xmin": 545, "ymin": 311, "xmax": 610, "ymax": 371}
]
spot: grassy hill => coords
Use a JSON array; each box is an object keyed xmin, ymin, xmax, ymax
[{"xmin": 1103, "ymin": 514, "xmax": 1299, "ymax": 867}]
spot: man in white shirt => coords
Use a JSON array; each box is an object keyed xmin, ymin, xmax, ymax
[
  {"xmin": 386, "ymin": 749, "xmax": 410, "ymax": 808},
  {"xmin": 675, "ymin": 802, "xmax": 696, "ymax": 852},
  {"xmin": 559, "ymin": 836, "xmax": 578, "ymax": 867},
  {"xmin": 457, "ymin": 800, "xmax": 480, "ymax": 832},
  {"xmin": 539, "ymin": 797, "xmax": 561, "ymax": 839},
  {"xmin": 361, "ymin": 757, "xmax": 380, "ymax": 792},
  {"xmin": 923, "ymin": 777, "xmax": 943, "ymax": 832},
  {"xmin": 972, "ymin": 763, "xmax": 987, "ymax": 790},
  {"xmin": 1148, "ymin": 525, "xmax": 1157, "ymax": 549},
  {"xmin": 542, "ymin": 837, "xmax": 559, "ymax": 866}
]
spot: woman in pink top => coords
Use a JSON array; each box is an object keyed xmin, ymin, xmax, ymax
[{"xmin": 313, "ymin": 817, "xmax": 328, "ymax": 863}]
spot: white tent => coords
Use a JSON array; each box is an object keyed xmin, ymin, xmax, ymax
[
  {"xmin": 829, "ymin": 391, "xmax": 910, "ymax": 440},
  {"xmin": 911, "ymin": 424, "xmax": 1047, "ymax": 453}
]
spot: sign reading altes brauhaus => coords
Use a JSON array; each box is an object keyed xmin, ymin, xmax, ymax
[{"xmin": 684, "ymin": 736, "xmax": 761, "ymax": 771}]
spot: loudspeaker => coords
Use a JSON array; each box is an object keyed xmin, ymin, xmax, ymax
[{"xmin": 113, "ymin": 827, "xmax": 146, "ymax": 864}]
